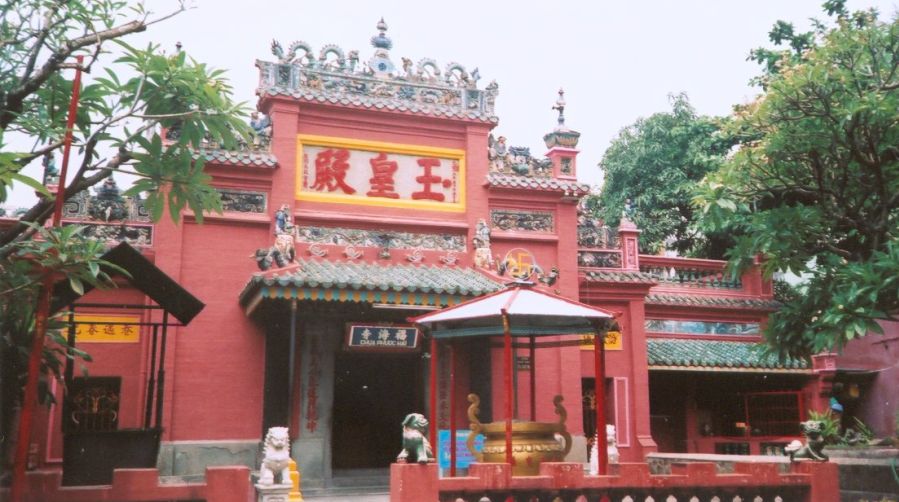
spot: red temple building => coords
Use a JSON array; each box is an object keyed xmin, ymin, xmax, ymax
[{"xmin": 10, "ymin": 19, "xmax": 893, "ymax": 491}]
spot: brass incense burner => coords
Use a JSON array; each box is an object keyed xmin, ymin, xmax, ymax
[{"xmin": 466, "ymin": 393, "xmax": 572, "ymax": 476}]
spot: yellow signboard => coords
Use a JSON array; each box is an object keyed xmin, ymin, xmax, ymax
[
  {"xmin": 296, "ymin": 135, "xmax": 466, "ymax": 212},
  {"xmin": 579, "ymin": 331, "xmax": 623, "ymax": 351},
  {"xmin": 74, "ymin": 315, "xmax": 141, "ymax": 343}
]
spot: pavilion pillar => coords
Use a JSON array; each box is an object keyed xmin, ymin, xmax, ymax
[
  {"xmin": 429, "ymin": 335, "xmax": 438, "ymax": 452},
  {"xmin": 592, "ymin": 321, "xmax": 609, "ymax": 475},
  {"xmin": 449, "ymin": 343, "xmax": 457, "ymax": 477}
]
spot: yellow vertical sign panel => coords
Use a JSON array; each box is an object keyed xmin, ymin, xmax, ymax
[
  {"xmin": 74, "ymin": 315, "xmax": 141, "ymax": 343},
  {"xmin": 579, "ymin": 331, "xmax": 623, "ymax": 351}
]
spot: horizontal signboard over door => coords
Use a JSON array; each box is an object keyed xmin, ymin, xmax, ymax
[
  {"xmin": 297, "ymin": 135, "xmax": 465, "ymax": 212},
  {"xmin": 345, "ymin": 324, "xmax": 421, "ymax": 351}
]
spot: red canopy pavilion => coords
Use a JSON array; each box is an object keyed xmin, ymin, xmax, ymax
[{"xmin": 412, "ymin": 280, "xmax": 616, "ymax": 475}]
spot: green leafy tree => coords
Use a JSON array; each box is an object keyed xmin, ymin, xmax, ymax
[
  {"xmin": 696, "ymin": 2, "xmax": 899, "ymax": 357},
  {"xmin": 591, "ymin": 93, "xmax": 736, "ymax": 258},
  {"xmin": 0, "ymin": 0, "xmax": 248, "ymax": 468}
]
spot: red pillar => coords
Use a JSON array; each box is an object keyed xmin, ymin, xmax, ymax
[
  {"xmin": 12, "ymin": 55, "xmax": 83, "ymax": 502},
  {"xmin": 429, "ymin": 336, "xmax": 438, "ymax": 454},
  {"xmin": 502, "ymin": 310, "xmax": 513, "ymax": 467},
  {"xmin": 449, "ymin": 343, "xmax": 457, "ymax": 477},
  {"xmin": 593, "ymin": 322, "xmax": 608, "ymax": 475}
]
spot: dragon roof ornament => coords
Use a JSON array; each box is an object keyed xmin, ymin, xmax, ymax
[{"xmin": 259, "ymin": 19, "xmax": 498, "ymax": 122}]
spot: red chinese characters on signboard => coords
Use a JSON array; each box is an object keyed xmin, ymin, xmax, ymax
[
  {"xmin": 312, "ymin": 148, "xmax": 356, "ymax": 194},
  {"xmin": 303, "ymin": 145, "xmax": 459, "ymax": 205},
  {"xmin": 366, "ymin": 152, "xmax": 399, "ymax": 199},
  {"xmin": 412, "ymin": 158, "xmax": 451, "ymax": 202}
]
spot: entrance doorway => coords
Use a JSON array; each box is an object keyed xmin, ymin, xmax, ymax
[{"xmin": 332, "ymin": 351, "xmax": 423, "ymax": 471}]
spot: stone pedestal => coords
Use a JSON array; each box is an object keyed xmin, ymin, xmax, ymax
[
  {"xmin": 255, "ymin": 482, "xmax": 292, "ymax": 502},
  {"xmin": 288, "ymin": 458, "xmax": 303, "ymax": 501}
]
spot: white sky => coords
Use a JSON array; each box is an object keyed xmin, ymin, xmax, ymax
[{"xmin": 6, "ymin": 0, "xmax": 898, "ymax": 209}]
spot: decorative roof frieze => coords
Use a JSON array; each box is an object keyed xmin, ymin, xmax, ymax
[{"xmin": 259, "ymin": 20, "xmax": 498, "ymax": 123}]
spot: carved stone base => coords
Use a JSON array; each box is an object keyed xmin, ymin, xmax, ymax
[{"xmin": 255, "ymin": 482, "xmax": 293, "ymax": 502}]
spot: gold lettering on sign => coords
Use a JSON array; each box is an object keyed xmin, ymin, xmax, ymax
[{"xmin": 74, "ymin": 315, "xmax": 141, "ymax": 343}]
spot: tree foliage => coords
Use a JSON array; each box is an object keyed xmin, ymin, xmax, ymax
[
  {"xmin": 590, "ymin": 93, "xmax": 736, "ymax": 257},
  {"xmin": 696, "ymin": 2, "xmax": 899, "ymax": 357},
  {"xmin": 0, "ymin": 0, "xmax": 248, "ymax": 466}
]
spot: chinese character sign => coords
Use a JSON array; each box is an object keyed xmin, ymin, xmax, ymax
[
  {"xmin": 298, "ymin": 136, "xmax": 465, "ymax": 211},
  {"xmin": 346, "ymin": 324, "xmax": 420, "ymax": 351},
  {"xmin": 579, "ymin": 331, "xmax": 623, "ymax": 351},
  {"xmin": 74, "ymin": 315, "xmax": 141, "ymax": 343}
]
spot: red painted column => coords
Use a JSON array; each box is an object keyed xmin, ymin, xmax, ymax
[
  {"xmin": 449, "ymin": 343, "xmax": 457, "ymax": 477},
  {"xmin": 429, "ymin": 336, "xmax": 438, "ymax": 454},
  {"xmin": 501, "ymin": 311, "xmax": 513, "ymax": 467},
  {"xmin": 12, "ymin": 55, "xmax": 83, "ymax": 502},
  {"xmin": 593, "ymin": 323, "xmax": 608, "ymax": 475},
  {"xmin": 529, "ymin": 336, "xmax": 536, "ymax": 421}
]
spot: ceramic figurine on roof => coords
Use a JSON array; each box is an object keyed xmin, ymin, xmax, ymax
[
  {"xmin": 41, "ymin": 153, "xmax": 59, "ymax": 186},
  {"xmin": 273, "ymin": 203, "xmax": 291, "ymax": 235},
  {"xmin": 472, "ymin": 218, "xmax": 493, "ymax": 269},
  {"xmin": 487, "ymin": 131, "xmax": 554, "ymax": 178},
  {"xmin": 250, "ymin": 112, "xmax": 272, "ymax": 148},
  {"xmin": 487, "ymin": 134, "xmax": 509, "ymax": 171},
  {"xmin": 89, "ymin": 177, "xmax": 128, "ymax": 221}
]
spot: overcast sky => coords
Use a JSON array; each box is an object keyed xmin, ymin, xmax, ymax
[{"xmin": 6, "ymin": 0, "xmax": 898, "ymax": 209}]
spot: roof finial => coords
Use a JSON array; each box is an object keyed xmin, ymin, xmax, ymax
[
  {"xmin": 543, "ymin": 87, "xmax": 580, "ymax": 148},
  {"xmin": 371, "ymin": 17, "xmax": 393, "ymax": 50},
  {"xmin": 552, "ymin": 87, "xmax": 566, "ymax": 129}
]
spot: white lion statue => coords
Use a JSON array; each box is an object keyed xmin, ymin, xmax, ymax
[
  {"xmin": 259, "ymin": 426, "xmax": 291, "ymax": 485},
  {"xmin": 589, "ymin": 424, "xmax": 620, "ymax": 475}
]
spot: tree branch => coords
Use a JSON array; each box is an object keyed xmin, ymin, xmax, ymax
[{"xmin": 1, "ymin": 4, "xmax": 187, "ymax": 132}]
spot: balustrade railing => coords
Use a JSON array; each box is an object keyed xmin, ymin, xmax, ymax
[
  {"xmin": 640, "ymin": 256, "xmax": 742, "ymax": 289},
  {"xmin": 391, "ymin": 461, "xmax": 837, "ymax": 502}
]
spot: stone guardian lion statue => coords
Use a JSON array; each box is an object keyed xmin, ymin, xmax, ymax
[
  {"xmin": 396, "ymin": 413, "xmax": 434, "ymax": 464},
  {"xmin": 589, "ymin": 424, "xmax": 620, "ymax": 475},
  {"xmin": 259, "ymin": 426, "xmax": 292, "ymax": 485},
  {"xmin": 784, "ymin": 420, "xmax": 829, "ymax": 462}
]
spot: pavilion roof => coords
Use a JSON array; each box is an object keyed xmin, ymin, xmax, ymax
[
  {"xmin": 411, "ymin": 283, "xmax": 614, "ymax": 339},
  {"xmin": 647, "ymin": 338, "xmax": 809, "ymax": 372},
  {"xmin": 239, "ymin": 259, "xmax": 502, "ymax": 312}
]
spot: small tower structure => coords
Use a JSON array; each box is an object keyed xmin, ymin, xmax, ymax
[{"xmin": 543, "ymin": 88, "xmax": 581, "ymax": 180}]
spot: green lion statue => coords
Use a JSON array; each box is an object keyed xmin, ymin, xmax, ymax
[{"xmin": 397, "ymin": 413, "xmax": 434, "ymax": 464}]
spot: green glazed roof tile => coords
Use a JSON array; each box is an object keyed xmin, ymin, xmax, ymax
[
  {"xmin": 646, "ymin": 293, "xmax": 780, "ymax": 311},
  {"xmin": 585, "ymin": 270, "xmax": 657, "ymax": 284},
  {"xmin": 250, "ymin": 259, "xmax": 502, "ymax": 297},
  {"xmin": 195, "ymin": 148, "xmax": 279, "ymax": 168},
  {"xmin": 486, "ymin": 173, "xmax": 591, "ymax": 195},
  {"xmin": 647, "ymin": 338, "xmax": 809, "ymax": 370}
]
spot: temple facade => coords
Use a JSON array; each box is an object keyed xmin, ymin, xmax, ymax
[{"xmin": 14, "ymin": 20, "xmax": 876, "ymax": 489}]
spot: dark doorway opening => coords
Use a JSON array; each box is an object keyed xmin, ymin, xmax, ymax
[{"xmin": 332, "ymin": 351, "xmax": 423, "ymax": 471}]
